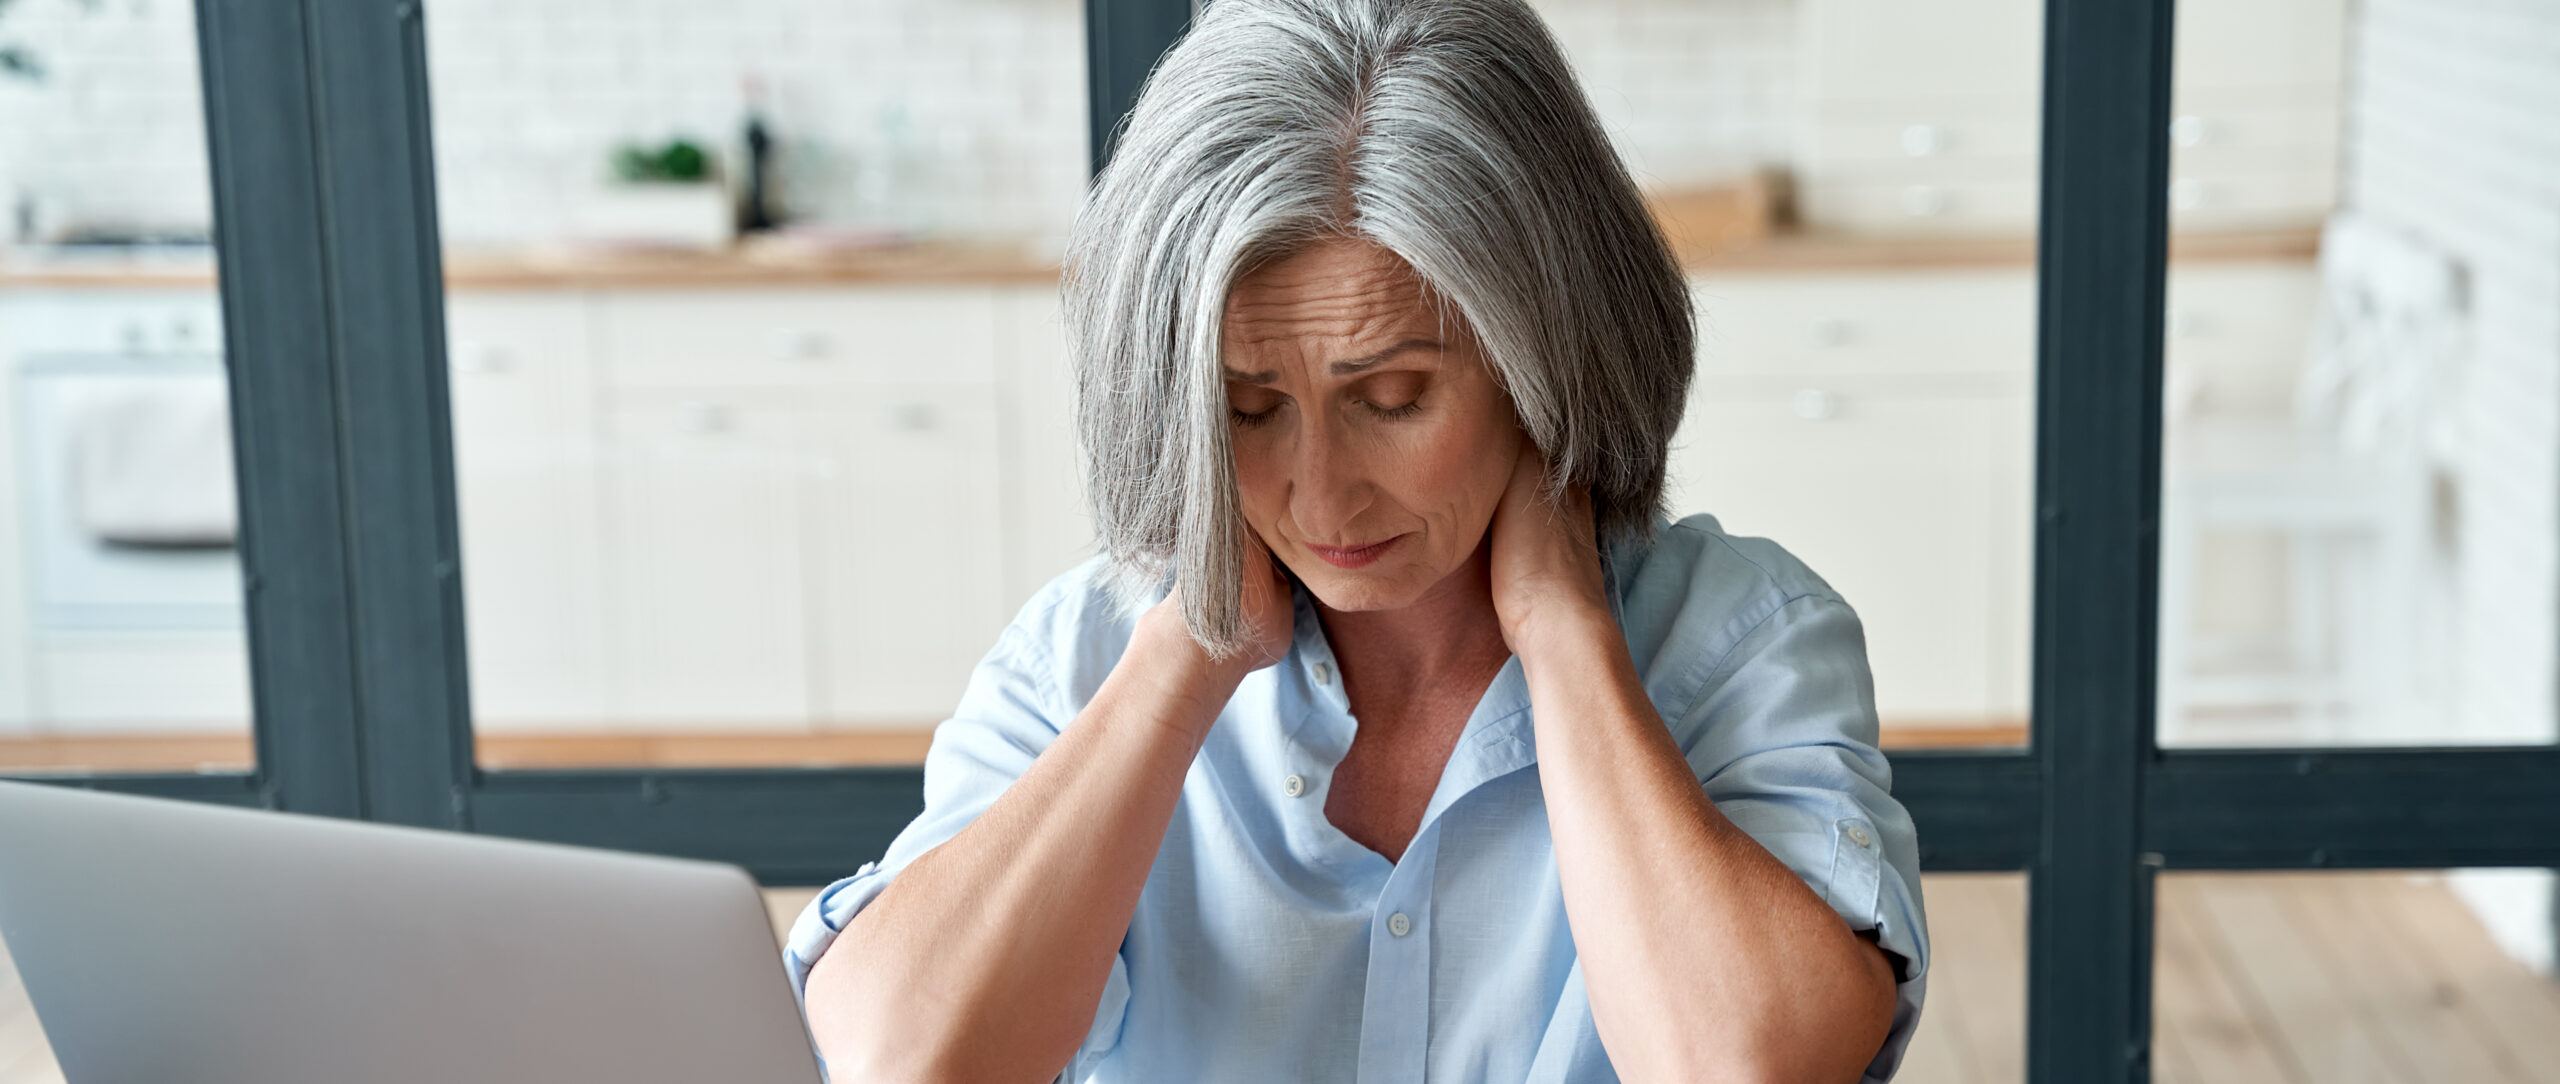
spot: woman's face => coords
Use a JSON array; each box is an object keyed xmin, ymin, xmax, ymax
[{"xmin": 1222, "ymin": 237, "xmax": 1522, "ymax": 613}]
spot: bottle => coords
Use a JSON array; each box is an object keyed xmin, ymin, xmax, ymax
[{"xmin": 738, "ymin": 74, "xmax": 779, "ymax": 234}]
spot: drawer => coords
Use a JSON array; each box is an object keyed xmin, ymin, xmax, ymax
[
  {"xmin": 1795, "ymin": 177, "xmax": 2041, "ymax": 236},
  {"xmin": 2174, "ymin": 0, "xmax": 2346, "ymax": 93},
  {"xmin": 2163, "ymin": 262, "xmax": 2322, "ymax": 365},
  {"xmin": 2164, "ymin": 171, "xmax": 2337, "ymax": 231},
  {"xmin": 2163, "ymin": 260, "xmax": 2321, "ymax": 416},
  {"xmin": 1804, "ymin": 108, "xmax": 2040, "ymax": 167},
  {"xmin": 0, "ymin": 290, "xmax": 224, "ymax": 357},
  {"xmin": 1690, "ymin": 269, "xmax": 2038, "ymax": 380},
  {"xmin": 597, "ymin": 285, "xmax": 1000, "ymax": 389},
  {"xmin": 1665, "ymin": 383, "xmax": 2035, "ymax": 721}
]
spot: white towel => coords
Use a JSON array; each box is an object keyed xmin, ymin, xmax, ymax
[{"xmin": 63, "ymin": 375, "xmax": 238, "ymax": 546}]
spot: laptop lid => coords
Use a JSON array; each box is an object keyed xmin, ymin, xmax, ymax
[{"xmin": 0, "ymin": 780, "xmax": 824, "ymax": 1084}]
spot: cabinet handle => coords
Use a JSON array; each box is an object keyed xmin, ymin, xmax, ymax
[
  {"xmin": 682, "ymin": 402, "xmax": 735, "ymax": 434},
  {"xmin": 2170, "ymin": 114, "xmax": 2209, "ymax": 148},
  {"xmin": 769, "ymin": 328, "xmax": 830, "ymax": 361},
  {"xmin": 1809, "ymin": 318, "xmax": 1859, "ymax": 349},
  {"xmin": 1899, "ymin": 124, "xmax": 1942, "ymax": 157},
  {"xmin": 451, "ymin": 339, "xmax": 513, "ymax": 374},
  {"xmin": 2170, "ymin": 178, "xmax": 2210, "ymax": 210},
  {"xmin": 890, "ymin": 402, "xmax": 939, "ymax": 432},
  {"xmin": 1899, "ymin": 185, "xmax": 1945, "ymax": 218},
  {"xmin": 1792, "ymin": 388, "xmax": 1838, "ymax": 422}
]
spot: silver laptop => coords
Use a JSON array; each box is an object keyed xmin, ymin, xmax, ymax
[{"xmin": 0, "ymin": 780, "xmax": 825, "ymax": 1084}]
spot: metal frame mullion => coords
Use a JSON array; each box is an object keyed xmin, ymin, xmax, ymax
[
  {"xmin": 294, "ymin": 0, "xmax": 478, "ymax": 829},
  {"xmin": 2028, "ymin": 0, "xmax": 2176, "ymax": 1077},
  {"xmin": 1085, "ymin": 0, "xmax": 1193, "ymax": 175},
  {"xmin": 24, "ymin": 0, "xmax": 385, "ymax": 815}
]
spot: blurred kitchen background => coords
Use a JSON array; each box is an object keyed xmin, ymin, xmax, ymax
[{"xmin": 1, "ymin": 0, "xmax": 2557, "ymax": 1079}]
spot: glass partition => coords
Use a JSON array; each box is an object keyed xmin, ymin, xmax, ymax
[
  {"xmin": 2152, "ymin": 0, "xmax": 2556, "ymax": 752},
  {"xmin": 1544, "ymin": 0, "xmax": 2046, "ymax": 751},
  {"xmin": 0, "ymin": 0, "xmax": 252, "ymax": 776},
  {"xmin": 420, "ymin": 0, "xmax": 1092, "ymax": 770}
]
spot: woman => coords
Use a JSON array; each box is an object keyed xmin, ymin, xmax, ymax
[{"xmin": 787, "ymin": 0, "xmax": 1928, "ymax": 1080}]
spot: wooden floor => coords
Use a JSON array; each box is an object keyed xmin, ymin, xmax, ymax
[{"xmin": 4, "ymin": 872, "xmax": 2553, "ymax": 1081}]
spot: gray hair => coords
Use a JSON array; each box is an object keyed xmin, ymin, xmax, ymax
[{"xmin": 1062, "ymin": 0, "xmax": 1695, "ymax": 660}]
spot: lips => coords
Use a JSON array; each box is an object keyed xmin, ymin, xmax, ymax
[{"xmin": 1305, "ymin": 534, "xmax": 1405, "ymax": 569}]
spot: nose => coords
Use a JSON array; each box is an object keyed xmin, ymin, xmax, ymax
[{"xmin": 1286, "ymin": 411, "xmax": 1372, "ymax": 543}]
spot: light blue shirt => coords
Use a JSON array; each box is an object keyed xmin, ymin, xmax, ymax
[{"xmin": 783, "ymin": 512, "xmax": 1929, "ymax": 1082}]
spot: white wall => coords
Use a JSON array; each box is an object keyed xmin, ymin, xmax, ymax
[
  {"xmin": 0, "ymin": 0, "xmax": 1803, "ymax": 255},
  {"xmin": 2345, "ymin": 0, "xmax": 2560, "ymax": 974}
]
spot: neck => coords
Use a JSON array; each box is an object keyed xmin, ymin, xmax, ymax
[{"xmin": 1313, "ymin": 531, "xmax": 1514, "ymax": 689}]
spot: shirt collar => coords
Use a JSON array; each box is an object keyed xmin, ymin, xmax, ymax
[{"xmin": 1277, "ymin": 531, "xmax": 1646, "ymax": 827}]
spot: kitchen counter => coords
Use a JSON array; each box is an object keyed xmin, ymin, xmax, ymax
[{"xmin": 0, "ymin": 224, "xmax": 2320, "ymax": 290}]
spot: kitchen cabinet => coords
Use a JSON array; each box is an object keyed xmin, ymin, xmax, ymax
[
  {"xmin": 446, "ymin": 284, "xmax": 1047, "ymax": 733},
  {"xmin": 599, "ymin": 396, "xmax": 818, "ymax": 727},
  {"xmin": 445, "ymin": 293, "xmax": 610, "ymax": 727},
  {"xmin": 994, "ymin": 284, "xmax": 1100, "ymax": 605},
  {"xmin": 597, "ymin": 286, "xmax": 1000, "ymax": 389},
  {"xmin": 1797, "ymin": 0, "xmax": 2346, "ymax": 235},
  {"xmin": 813, "ymin": 381, "xmax": 1011, "ymax": 725},
  {"xmin": 1676, "ymin": 271, "xmax": 2037, "ymax": 730},
  {"xmin": 0, "ymin": 257, "xmax": 2317, "ymax": 742}
]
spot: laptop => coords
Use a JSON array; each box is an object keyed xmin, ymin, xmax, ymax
[{"xmin": 0, "ymin": 779, "xmax": 825, "ymax": 1084}]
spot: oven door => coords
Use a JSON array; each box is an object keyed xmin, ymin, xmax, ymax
[{"xmin": 14, "ymin": 354, "xmax": 242, "ymax": 632}]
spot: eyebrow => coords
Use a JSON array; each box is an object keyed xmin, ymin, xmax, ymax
[{"xmin": 1223, "ymin": 337, "xmax": 1442, "ymax": 385}]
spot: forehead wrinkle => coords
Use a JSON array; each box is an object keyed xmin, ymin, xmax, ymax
[{"xmin": 1223, "ymin": 276, "xmax": 1441, "ymax": 348}]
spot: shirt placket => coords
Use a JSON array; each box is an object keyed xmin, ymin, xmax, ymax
[
  {"xmin": 1355, "ymin": 823, "xmax": 1438, "ymax": 1083},
  {"xmin": 1287, "ymin": 583, "xmax": 1443, "ymax": 1083}
]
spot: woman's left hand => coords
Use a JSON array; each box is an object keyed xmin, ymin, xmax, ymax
[{"xmin": 1488, "ymin": 430, "xmax": 1611, "ymax": 653}]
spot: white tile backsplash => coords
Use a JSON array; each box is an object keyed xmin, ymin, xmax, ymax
[{"xmin": 0, "ymin": 0, "xmax": 1802, "ymax": 253}]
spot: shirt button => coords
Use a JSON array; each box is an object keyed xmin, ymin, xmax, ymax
[
  {"xmin": 1312, "ymin": 661, "xmax": 1332, "ymax": 685},
  {"xmin": 1388, "ymin": 912, "xmax": 1411, "ymax": 937},
  {"xmin": 1283, "ymin": 774, "xmax": 1306, "ymax": 798},
  {"xmin": 1847, "ymin": 824, "xmax": 1874, "ymax": 848}
]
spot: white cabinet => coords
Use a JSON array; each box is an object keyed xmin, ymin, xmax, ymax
[
  {"xmin": 994, "ymin": 284, "xmax": 1098, "ymax": 606},
  {"xmin": 1670, "ymin": 381, "xmax": 2034, "ymax": 726},
  {"xmin": 598, "ymin": 286, "xmax": 1000, "ymax": 389},
  {"xmin": 599, "ymin": 396, "xmax": 817, "ymax": 726},
  {"xmin": 445, "ymin": 293, "xmax": 609, "ymax": 728},
  {"xmin": 585, "ymin": 286, "xmax": 1020, "ymax": 729},
  {"xmin": 813, "ymin": 382, "xmax": 1009, "ymax": 725},
  {"xmin": 1674, "ymin": 270, "xmax": 2037, "ymax": 729},
  {"xmin": 1797, "ymin": 0, "xmax": 2347, "ymax": 235}
]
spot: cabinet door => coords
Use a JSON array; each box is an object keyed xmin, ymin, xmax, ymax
[
  {"xmin": 994, "ymin": 285, "xmax": 1097, "ymax": 607},
  {"xmin": 445, "ymin": 293, "xmax": 608, "ymax": 727},
  {"xmin": 813, "ymin": 383, "xmax": 1009, "ymax": 725},
  {"xmin": 1667, "ymin": 384, "xmax": 2033, "ymax": 726},
  {"xmin": 600, "ymin": 398, "xmax": 814, "ymax": 727}
]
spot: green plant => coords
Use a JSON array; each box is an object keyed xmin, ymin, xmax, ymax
[{"xmin": 609, "ymin": 137, "xmax": 715, "ymax": 184}]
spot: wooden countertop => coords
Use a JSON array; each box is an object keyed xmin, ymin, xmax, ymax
[{"xmin": 0, "ymin": 225, "xmax": 2319, "ymax": 291}]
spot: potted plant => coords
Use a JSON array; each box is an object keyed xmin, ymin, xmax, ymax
[{"xmin": 567, "ymin": 136, "xmax": 735, "ymax": 251}]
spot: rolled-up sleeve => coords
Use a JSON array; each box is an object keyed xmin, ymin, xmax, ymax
[
  {"xmin": 1673, "ymin": 592, "xmax": 1930, "ymax": 1084},
  {"xmin": 781, "ymin": 597, "xmax": 1135, "ymax": 1082}
]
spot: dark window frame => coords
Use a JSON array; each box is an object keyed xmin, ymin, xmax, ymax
[{"xmin": 13, "ymin": 0, "xmax": 2557, "ymax": 1077}]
